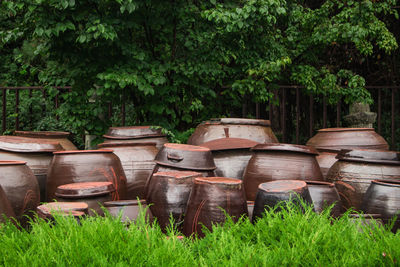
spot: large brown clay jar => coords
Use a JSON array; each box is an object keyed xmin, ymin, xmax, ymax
[
  {"xmin": 0, "ymin": 161, "xmax": 40, "ymax": 226},
  {"xmin": 326, "ymin": 149, "xmax": 400, "ymax": 211},
  {"xmin": 14, "ymin": 131, "xmax": 77, "ymax": 150},
  {"xmin": 98, "ymin": 142, "xmax": 158, "ymax": 200},
  {"xmin": 243, "ymin": 143, "xmax": 323, "ymax": 201},
  {"xmin": 103, "ymin": 199, "xmax": 153, "ymax": 223},
  {"xmin": 46, "ymin": 150, "xmax": 127, "ymax": 201},
  {"xmin": 188, "ymin": 118, "xmax": 278, "ymax": 145},
  {"xmin": 0, "ymin": 185, "xmax": 16, "ymax": 224},
  {"xmin": 306, "ymin": 181, "xmax": 342, "ymax": 217},
  {"xmin": 183, "ymin": 177, "xmax": 248, "ymax": 237},
  {"xmin": 146, "ymin": 171, "xmax": 201, "ymax": 231},
  {"xmin": 0, "ymin": 136, "xmax": 63, "ymax": 202},
  {"xmin": 103, "ymin": 126, "xmax": 168, "ymax": 149}
]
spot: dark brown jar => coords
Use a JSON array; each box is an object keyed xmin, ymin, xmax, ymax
[
  {"xmin": 37, "ymin": 202, "xmax": 88, "ymax": 220},
  {"xmin": 103, "ymin": 199, "xmax": 153, "ymax": 223},
  {"xmin": 0, "ymin": 160, "xmax": 40, "ymax": 226},
  {"xmin": 243, "ymin": 143, "xmax": 323, "ymax": 201},
  {"xmin": 252, "ymin": 180, "xmax": 312, "ymax": 222},
  {"xmin": 98, "ymin": 142, "xmax": 158, "ymax": 200},
  {"xmin": 0, "ymin": 136, "xmax": 63, "ymax": 202},
  {"xmin": 361, "ymin": 180, "xmax": 400, "ymax": 232},
  {"xmin": 14, "ymin": 131, "xmax": 77, "ymax": 150},
  {"xmin": 146, "ymin": 171, "xmax": 201, "ymax": 231},
  {"xmin": 55, "ymin": 182, "xmax": 115, "ymax": 216},
  {"xmin": 306, "ymin": 181, "xmax": 342, "ymax": 217},
  {"xmin": 0, "ymin": 184, "xmax": 16, "ymax": 224},
  {"xmin": 103, "ymin": 126, "xmax": 168, "ymax": 150},
  {"xmin": 46, "ymin": 150, "xmax": 127, "ymax": 201},
  {"xmin": 201, "ymin": 137, "xmax": 259, "ymax": 180},
  {"xmin": 326, "ymin": 150, "xmax": 400, "ymax": 211},
  {"xmin": 188, "ymin": 118, "xmax": 278, "ymax": 145},
  {"xmin": 183, "ymin": 177, "xmax": 248, "ymax": 238}
]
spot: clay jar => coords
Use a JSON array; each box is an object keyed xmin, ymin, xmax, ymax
[
  {"xmin": 146, "ymin": 171, "xmax": 201, "ymax": 231},
  {"xmin": 306, "ymin": 181, "xmax": 342, "ymax": 217},
  {"xmin": 98, "ymin": 142, "xmax": 158, "ymax": 200},
  {"xmin": 103, "ymin": 126, "xmax": 168, "ymax": 150},
  {"xmin": 361, "ymin": 180, "xmax": 400, "ymax": 232},
  {"xmin": 252, "ymin": 180, "xmax": 313, "ymax": 222},
  {"xmin": 307, "ymin": 128, "xmax": 389, "ymax": 178},
  {"xmin": 243, "ymin": 143, "xmax": 323, "ymax": 201},
  {"xmin": 0, "ymin": 136, "xmax": 63, "ymax": 202},
  {"xmin": 55, "ymin": 182, "xmax": 115, "ymax": 216},
  {"xmin": 0, "ymin": 185, "xmax": 16, "ymax": 224},
  {"xmin": 201, "ymin": 137, "xmax": 259, "ymax": 180},
  {"xmin": 46, "ymin": 150, "xmax": 127, "ymax": 201},
  {"xmin": 37, "ymin": 202, "xmax": 88, "ymax": 221},
  {"xmin": 0, "ymin": 160, "xmax": 40, "ymax": 226},
  {"xmin": 188, "ymin": 118, "xmax": 278, "ymax": 145},
  {"xmin": 326, "ymin": 149, "xmax": 400, "ymax": 211},
  {"xmin": 103, "ymin": 199, "xmax": 153, "ymax": 223},
  {"xmin": 183, "ymin": 177, "xmax": 248, "ymax": 237},
  {"xmin": 14, "ymin": 131, "xmax": 77, "ymax": 150}
]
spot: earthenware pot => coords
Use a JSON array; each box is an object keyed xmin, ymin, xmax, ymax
[
  {"xmin": 315, "ymin": 148, "xmax": 342, "ymax": 179},
  {"xmin": 201, "ymin": 137, "xmax": 258, "ymax": 180},
  {"xmin": 243, "ymin": 143, "xmax": 323, "ymax": 201},
  {"xmin": 306, "ymin": 181, "xmax": 342, "ymax": 217},
  {"xmin": 37, "ymin": 202, "xmax": 88, "ymax": 221},
  {"xmin": 183, "ymin": 177, "xmax": 248, "ymax": 237},
  {"xmin": 98, "ymin": 142, "xmax": 158, "ymax": 199},
  {"xmin": 247, "ymin": 201, "xmax": 255, "ymax": 222},
  {"xmin": 55, "ymin": 182, "xmax": 115, "ymax": 216},
  {"xmin": 252, "ymin": 180, "xmax": 312, "ymax": 222},
  {"xmin": 326, "ymin": 150, "xmax": 400, "ymax": 211},
  {"xmin": 361, "ymin": 180, "xmax": 400, "ymax": 232},
  {"xmin": 0, "ymin": 136, "xmax": 63, "ymax": 202},
  {"xmin": 103, "ymin": 126, "xmax": 168, "ymax": 149},
  {"xmin": 348, "ymin": 213, "xmax": 383, "ymax": 230},
  {"xmin": 146, "ymin": 171, "xmax": 201, "ymax": 231},
  {"xmin": 0, "ymin": 185, "xmax": 16, "ymax": 224},
  {"xmin": 46, "ymin": 150, "xmax": 127, "ymax": 201},
  {"xmin": 0, "ymin": 160, "xmax": 40, "ymax": 226},
  {"xmin": 188, "ymin": 118, "xmax": 278, "ymax": 145},
  {"xmin": 14, "ymin": 131, "xmax": 77, "ymax": 150},
  {"xmin": 103, "ymin": 199, "xmax": 153, "ymax": 222}
]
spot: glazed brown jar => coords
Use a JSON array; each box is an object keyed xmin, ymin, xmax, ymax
[
  {"xmin": 14, "ymin": 131, "xmax": 77, "ymax": 150},
  {"xmin": 0, "ymin": 136, "xmax": 63, "ymax": 202},
  {"xmin": 0, "ymin": 160, "xmax": 40, "ymax": 226},
  {"xmin": 188, "ymin": 118, "xmax": 278, "ymax": 145},
  {"xmin": 103, "ymin": 126, "xmax": 168, "ymax": 149},
  {"xmin": 55, "ymin": 182, "xmax": 115, "ymax": 216},
  {"xmin": 201, "ymin": 137, "xmax": 259, "ymax": 180},
  {"xmin": 306, "ymin": 181, "xmax": 342, "ymax": 217},
  {"xmin": 98, "ymin": 142, "xmax": 158, "ymax": 200},
  {"xmin": 0, "ymin": 185, "xmax": 16, "ymax": 224},
  {"xmin": 326, "ymin": 150, "xmax": 400, "ymax": 211},
  {"xmin": 37, "ymin": 202, "xmax": 88, "ymax": 220},
  {"xmin": 183, "ymin": 177, "xmax": 248, "ymax": 237},
  {"xmin": 146, "ymin": 171, "xmax": 202, "ymax": 231},
  {"xmin": 103, "ymin": 199, "xmax": 153, "ymax": 223},
  {"xmin": 46, "ymin": 150, "xmax": 127, "ymax": 201},
  {"xmin": 243, "ymin": 143, "xmax": 323, "ymax": 201}
]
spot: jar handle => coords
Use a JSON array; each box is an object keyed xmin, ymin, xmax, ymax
[{"xmin": 167, "ymin": 153, "xmax": 184, "ymax": 162}]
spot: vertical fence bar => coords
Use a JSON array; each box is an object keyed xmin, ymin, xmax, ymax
[
  {"xmin": 121, "ymin": 101, "xmax": 126, "ymax": 126},
  {"xmin": 256, "ymin": 103, "xmax": 260, "ymax": 119},
  {"xmin": 282, "ymin": 88, "xmax": 287, "ymax": 143},
  {"xmin": 42, "ymin": 90, "xmax": 46, "ymax": 113},
  {"xmin": 15, "ymin": 90, "xmax": 19, "ymax": 130},
  {"xmin": 268, "ymin": 95, "xmax": 273, "ymax": 121},
  {"xmin": 323, "ymin": 96, "xmax": 327, "ymax": 128},
  {"xmin": 2, "ymin": 89, "xmax": 6, "ymax": 134},
  {"xmin": 108, "ymin": 102, "xmax": 112, "ymax": 120},
  {"xmin": 336, "ymin": 99, "xmax": 341, "ymax": 127},
  {"xmin": 55, "ymin": 92, "xmax": 59, "ymax": 121},
  {"xmin": 392, "ymin": 88, "xmax": 396, "ymax": 149},
  {"xmin": 296, "ymin": 87, "xmax": 300, "ymax": 144},
  {"xmin": 29, "ymin": 89, "xmax": 33, "ymax": 128},
  {"xmin": 378, "ymin": 88, "xmax": 382, "ymax": 134},
  {"xmin": 309, "ymin": 94, "xmax": 313, "ymax": 139}
]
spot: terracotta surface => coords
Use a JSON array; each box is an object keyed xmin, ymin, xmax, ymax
[
  {"xmin": 315, "ymin": 149, "xmax": 340, "ymax": 179},
  {"xmin": 183, "ymin": 177, "xmax": 247, "ymax": 237},
  {"xmin": 14, "ymin": 131, "xmax": 77, "ymax": 150},
  {"xmin": 146, "ymin": 171, "xmax": 202, "ymax": 231},
  {"xmin": 326, "ymin": 149, "xmax": 400, "ymax": 211},
  {"xmin": 37, "ymin": 202, "xmax": 88, "ymax": 220},
  {"xmin": 98, "ymin": 142, "xmax": 158, "ymax": 200},
  {"xmin": 46, "ymin": 150, "xmax": 127, "ymax": 201},
  {"xmin": 0, "ymin": 185, "xmax": 16, "ymax": 223},
  {"xmin": 243, "ymin": 143, "xmax": 323, "ymax": 201},
  {"xmin": 306, "ymin": 181, "xmax": 342, "ymax": 217},
  {"xmin": 103, "ymin": 199, "xmax": 153, "ymax": 222},
  {"xmin": 0, "ymin": 161, "xmax": 40, "ymax": 226},
  {"xmin": 252, "ymin": 180, "xmax": 312, "ymax": 222},
  {"xmin": 361, "ymin": 180, "xmax": 400, "ymax": 232}
]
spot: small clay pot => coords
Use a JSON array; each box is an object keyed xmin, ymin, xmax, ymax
[
  {"xmin": 183, "ymin": 177, "xmax": 248, "ymax": 237},
  {"xmin": 252, "ymin": 180, "xmax": 313, "ymax": 222},
  {"xmin": 306, "ymin": 181, "xmax": 342, "ymax": 217},
  {"xmin": 146, "ymin": 171, "xmax": 201, "ymax": 231},
  {"xmin": 37, "ymin": 202, "xmax": 88, "ymax": 221},
  {"xmin": 188, "ymin": 118, "xmax": 278, "ymax": 145},
  {"xmin": 361, "ymin": 180, "xmax": 400, "ymax": 232},
  {"xmin": 243, "ymin": 143, "xmax": 323, "ymax": 201},
  {"xmin": 0, "ymin": 185, "xmax": 16, "ymax": 224},
  {"xmin": 103, "ymin": 199, "xmax": 153, "ymax": 222},
  {"xmin": 55, "ymin": 182, "xmax": 115, "ymax": 216},
  {"xmin": 46, "ymin": 150, "xmax": 127, "ymax": 201},
  {"xmin": 0, "ymin": 160, "xmax": 40, "ymax": 226},
  {"xmin": 14, "ymin": 131, "xmax": 77, "ymax": 150}
]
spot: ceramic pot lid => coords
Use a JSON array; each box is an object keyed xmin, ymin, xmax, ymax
[
  {"xmin": 251, "ymin": 143, "xmax": 318, "ymax": 155},
  {"xmin": 336, "ymin": 149, "xmax": 400, "ymax": 165},
  {"xmin": 104, "ymin": 126, "xmax": 166, "ymax": 139},
  {"xmin": 0, "ymin": 136, "xmax": 63, "ymax": 152},
  {"xmin": 14, "ymin": 131, "xmax": 70, "ymax": 138},
  {"xmin": 55, "ymin": 182, "xmax": 115, "ymax": 198},
  {"xmin": 203, "ymin": 118, "xmax": 271, "ymax": 126},
  {"xmin": 201, "ymin": 138, "xmax": 259, "ymax": 151}
]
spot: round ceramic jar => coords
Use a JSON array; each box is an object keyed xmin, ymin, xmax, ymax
[
  {"xmin": 0, "ymin": 184, "xmax": 16, "ymax": 224},
  {"xmin": 103, "ymin": 199, "xmax": 153, "ymax": 223},
  {"xmin": 306, "ymin": 181, "xmax": 342, "ymax": 217}
]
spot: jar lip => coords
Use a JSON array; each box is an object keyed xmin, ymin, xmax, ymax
[
  {"xmin": 203, "ymin": 118, "xmax": 271, "ymax": 126},
  {"xmin": 55, "ymin": 182, "xmax": 115, "ymax": 198},
  {"xmin": 37, "ymin": 202, "xmax": 89, "ymax": 215},
  {"xmin": 195, "ymin": 177, "xmax": 242, "ymax": 185},
  {"xmin": 14, "ymin": 130, "xmax": 70, "ymax": 138},
  {"xmin": 0, "ymin": 136, "xmax": 63, "ymax": 152},
  {"xmin": 201, "ymin": 138, "xmax": 259, "ymax": 151},
  {"xmin": 98, "ymin": 142, "xmax": 157, "ymax": 148},
  {"xmin": 371, "ymin": 179, "xmax": 400, "ymax": 187},
  {"xmin": 103, "ymin": 199, "xmax": 147, "ymax": 207},
  {"xmin": 252, "ymin": 143, "xmax": 318, "ymax": 155},
  {"xmin": 54, "ymin": 149, "xmax": 114, "ymax": 154},
  {"xmin": 336, "ymin": 149, "xmax": 400, "ymax": 165},
  {"xmin": 258, "ymin": 180, "xmax": 307, "ymax": 193},
  {"xmin": 153, "ymin": 171, "xmax": 202, "ymax": 179},
  {"xmin": 163, "ymin": 143, "xmax": 210, "ymax": 152},
  {"xmin": 0, "ymin": 160, "xmax": 27, "ymax": 165},
  {"xmin": 318, "ymin": 128, "xmax": 374, "ymax": 132},
  {"xmin": 306, "ymin": 180, "xmax": 335, "ymax": 187}
]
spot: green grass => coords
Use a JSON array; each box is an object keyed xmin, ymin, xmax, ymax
[{"xmin": 0, "ymin": 204, "xmax": 398, "ymax": 266}]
